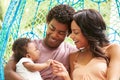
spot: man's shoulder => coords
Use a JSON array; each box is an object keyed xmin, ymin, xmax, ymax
[
  {"xmin": 61, "ymin": 42, "xmax": 78, "ymax": 52},
  {"xmin": 32, "ymin": 39, "xmax": 43, "ymax": 45},
  {"xmin": 33, "ymin": 39, "xmax": 43, "ymax": 43},
  {"xmin": 60, "ymin": 42, "xmax": 69, "ymax": 47},
  {"xmin": 62, "ymin": 42, "xmax": 75, "ymax": 48}
]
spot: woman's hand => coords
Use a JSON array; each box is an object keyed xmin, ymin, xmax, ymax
[{"xmin": 51, "ymin": 60, "xmax": 71, "ymax": 80}]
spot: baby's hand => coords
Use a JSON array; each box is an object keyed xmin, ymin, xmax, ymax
[{"xmin": 46, "ymin": 59, "xmax": 53, "ymax": 67}]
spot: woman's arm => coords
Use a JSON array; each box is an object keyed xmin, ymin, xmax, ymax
[
  {"xmin": 107, "ymin": 44, "xmax": 120, "ymax": 80},
  {"xmin": 23, "ymin": 59, "xmax": 52, "ymax": 72},
  {"xmin": 4, "ymin": 58, "xmax": 23, "ymax": 80}
]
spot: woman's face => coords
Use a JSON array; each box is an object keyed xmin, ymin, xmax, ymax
[{"xmin": 70, "ymin": 20, "xmax": 88, "ymax": 49}]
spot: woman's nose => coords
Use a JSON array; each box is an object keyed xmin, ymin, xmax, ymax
[{"xmin": 69, "ymin": 33, "xmax": 74, "ymax": 39}]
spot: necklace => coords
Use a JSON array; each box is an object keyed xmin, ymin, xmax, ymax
[{"xmin": 79, "ymin": 47, "xmax": 86, "ymax": 53}]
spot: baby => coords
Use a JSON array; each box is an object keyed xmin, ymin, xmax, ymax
[{"xmin": 12, "ymin": 38, "xmax": 52, "ymax": 80}]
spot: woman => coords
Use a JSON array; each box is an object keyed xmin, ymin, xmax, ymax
[{"xmin": 52, "ymin": 9, "xmax": 120, "ymax": 80}]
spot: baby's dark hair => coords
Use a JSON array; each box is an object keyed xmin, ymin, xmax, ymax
[
  {"xmin": 46, "ymin": 4, "xmax": 75, "ymax": 35},
  {"xmin": 12, "ymin": 38, "xmax": 31, "ymax": 62}
]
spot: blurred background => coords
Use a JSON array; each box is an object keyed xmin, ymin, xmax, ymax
[{"xmin": 0, "ymin": 0, "xmax": 10, "ymax": 29}]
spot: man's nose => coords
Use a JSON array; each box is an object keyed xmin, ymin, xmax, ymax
[{"xmin": 51, "ymin": 31, "xmax": 59, "ymax": 38}]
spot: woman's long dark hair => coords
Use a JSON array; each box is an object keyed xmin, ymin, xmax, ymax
[{"xmin": 73, "ymin": 9, "xmax": 109, "ymax": 65}]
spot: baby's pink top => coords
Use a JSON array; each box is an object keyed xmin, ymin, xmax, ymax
[{"xmin": 72, "ymin": 57, "xmax": 107, "ymax": 80}]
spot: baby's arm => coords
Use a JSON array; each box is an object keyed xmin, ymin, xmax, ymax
[{"xmin": 23, "ymin": 59, "xmax": 52, "ymax": 72}]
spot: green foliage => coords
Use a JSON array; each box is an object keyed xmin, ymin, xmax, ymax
[{"xmin": 0, "ymin": 2, "xmax": 3, "ymax": 29}]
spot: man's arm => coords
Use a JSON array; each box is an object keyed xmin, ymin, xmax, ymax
[{"xmin": 4, "ymin": 58, "xmax": 23, "ymax": 80}]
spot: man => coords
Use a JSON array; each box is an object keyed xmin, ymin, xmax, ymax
[{"xmin": 4, "ymin": 4, "xmax": 77, "ymax": 80}]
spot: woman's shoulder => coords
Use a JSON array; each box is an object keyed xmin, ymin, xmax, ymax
[
  {"xmin": 105, "ymin": 43, "xmax": 120, "ymax": 57},
  {"xmin": 106, "ymin": 43, "xmax": 120, "ymax": 51}
]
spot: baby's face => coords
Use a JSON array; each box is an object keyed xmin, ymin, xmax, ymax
[{"xmin": 27, "ymin": 42, "xmax": 40, "ymax": 61}]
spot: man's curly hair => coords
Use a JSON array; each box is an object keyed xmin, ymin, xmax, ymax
[{"xmin": 46, "ymin": 4, "xmax": 75, "ymax": 35}]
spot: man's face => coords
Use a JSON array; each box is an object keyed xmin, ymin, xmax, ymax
[{"xmin": 44, "ymin": 19, "xmax": 68, "ymax": 48}]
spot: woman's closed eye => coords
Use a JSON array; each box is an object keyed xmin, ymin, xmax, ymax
[{"xmin": 73, "ymin": 31, "xmax": 79, "ymax": 35}]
